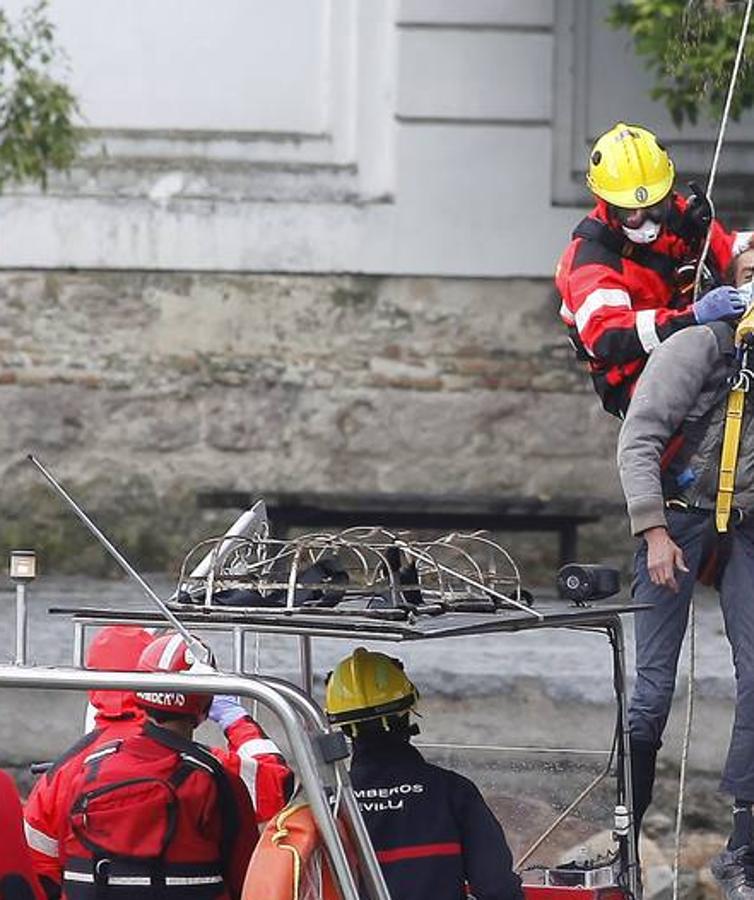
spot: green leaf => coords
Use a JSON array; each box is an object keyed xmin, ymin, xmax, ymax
[
  {"xmin": 0, "ymin": 0, "xmax": 81, "ymax": 192},
  {"xmin": 607, "ymin": 0, "xmax": 754, "ymax": 127}
]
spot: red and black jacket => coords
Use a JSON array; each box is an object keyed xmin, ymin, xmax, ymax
[
  {"xmin": 555, "ymin": 194, "xmax": 739, "ymax": 417},
  {"xmin": 349, "ymin": 737, "xmax": 523, "ymax": 900}
]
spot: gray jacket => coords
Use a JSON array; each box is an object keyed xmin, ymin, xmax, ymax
[{"xmin": 617, "ymin": 322, "xmax": 754, "ymax": 535}]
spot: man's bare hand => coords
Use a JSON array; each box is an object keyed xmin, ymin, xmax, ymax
[{"xmin": 643, "ymin": 526, "xmax": 689, "ymax": 592}]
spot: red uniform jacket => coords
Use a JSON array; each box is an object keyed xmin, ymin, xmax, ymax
[
  {"xmin": 28, "ymin": 723, "xmax": 256, "ymax": 900},
  {"xmin": 24, "ymin": 712, "xmax": 292, "ymax": 897},
  {"xmin": 555, "ymin": 194, "xmax": 742, "ymax": 416},
  {"xmin": 0, "ymin": 769, "xmax": 44, "ymax": 900}
]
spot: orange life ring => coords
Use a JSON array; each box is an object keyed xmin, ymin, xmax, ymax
[{"xmin": 242, "ymin": 802, "xmax": 358, "ymax": 900}]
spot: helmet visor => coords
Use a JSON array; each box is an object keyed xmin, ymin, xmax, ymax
[{"xmin": 612, "ymin": 197, "xmax": 670, "ymax": 229}]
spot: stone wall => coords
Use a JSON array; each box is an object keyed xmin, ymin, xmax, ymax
[{"xmin": 0, "ymin": 271, "xmax": 624, "ymax": 575}]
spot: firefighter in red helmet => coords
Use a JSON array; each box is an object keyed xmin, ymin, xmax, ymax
[
  {"xmin": 83, "ymin": 625, "xmax": 154, "ymax": 730},
  {"xmin": 84, "ymin": 625, "xmax": 292, "ymax": 822},
  {"xmin": 24, "ymin": 626, "xmax": 157, "ymax": 898},
  {"xmin": 24, "ymin": 630, "xmax": 291, "ymax": 900},
  {"xmin": 30, "ymin": 632, "xmax": 256, "ymax": 900},
  {"xmin": 556, "ymin": 122, "xmax": 753, "ymax": 417}
]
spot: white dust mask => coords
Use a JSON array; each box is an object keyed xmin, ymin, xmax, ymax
[
  {"xmin": 622, "ymin": 220, "xmax": 662, "ymax": 244},
  {"xmin": 739, "ymin": 278, "xmax": 754, "ymax": 309}
]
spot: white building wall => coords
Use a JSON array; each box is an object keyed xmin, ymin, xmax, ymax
[
  {"xmin": 0, "ymin": 0, "xmax": 751, "ymax": 277},
  {"xmin": 0, "ymin": 0, "xmax": 579, "ymax": 277}
]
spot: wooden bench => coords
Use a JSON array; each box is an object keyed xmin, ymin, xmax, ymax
[{"xmin": 196, "ymin": 491, "xmax": 612, "ymax": 567}]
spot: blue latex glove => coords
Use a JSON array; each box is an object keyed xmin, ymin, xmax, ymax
[
  {"xmin": 208, "ymin": 694, "xmax": 248, "ymax": 731},
  {"xmin": 693, "ymin": 285, "xmax": 746, "ymax": 324}
]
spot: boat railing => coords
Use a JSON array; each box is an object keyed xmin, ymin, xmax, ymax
[{"xmin": 0, "ymin": 663, "xmax": 390, "ymax": 900}]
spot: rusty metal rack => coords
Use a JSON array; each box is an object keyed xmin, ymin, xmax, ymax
[{"xmin": 172, "ymin": 523, "xmax": 536, "ymax": 620}]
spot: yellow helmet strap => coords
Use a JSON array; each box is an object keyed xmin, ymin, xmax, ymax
[{"xmin": 345, "ymin": 712, "xmax": 416, "ymax": 741}]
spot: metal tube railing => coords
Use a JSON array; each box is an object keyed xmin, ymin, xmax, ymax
[
  {"xmin": 299, "ymin": 634, "xmax": 313, "ymax": 694},
  {"xmin": 14, "ymin": 582, "xmax": 28, "ymax": 665},
  {"xmin": 54, "ymin": 613, "xmax": 410, "ymax": 643},
  {"xmin": 608, "ymin": 615, "xmax": 639, "ymax": 899},
  {"xmin": 0, "ymin": 665, "xmax": 387, "ymax": 900}
]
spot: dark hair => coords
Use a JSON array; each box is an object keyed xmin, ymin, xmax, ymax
[
  {"xmin": 346, "ymin": 712, "xmax": 415, "ymax": 742},
  {"xmin": 147, "ymin": 707, "xmax": 200, "ymax": 725}
]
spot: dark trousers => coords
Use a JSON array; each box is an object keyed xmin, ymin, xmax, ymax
[{"xmin": 629, "ymin": 508, "xmax": 754, "ymax": 799}]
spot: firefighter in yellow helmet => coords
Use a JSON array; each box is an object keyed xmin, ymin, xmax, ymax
[
  {"xmin": 325, "ymin": 648, "xmax": 523, "ymax": 900},
  {"xmin": 556, "ymin": 122, "xmax": 752, "ymax": 417}
]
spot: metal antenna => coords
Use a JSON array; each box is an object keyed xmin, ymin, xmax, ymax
[{"xmin": 27, "ymin": 454, "xmax": 209, "ymax": 663}]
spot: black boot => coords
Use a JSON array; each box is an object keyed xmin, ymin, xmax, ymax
[
  {"xmin": 711, "ymin": 802, "xmax": 754, "ymax": 900},
  {"xmin": 630, "ymin": 738, "xmax": 658, "ymax": 843}
]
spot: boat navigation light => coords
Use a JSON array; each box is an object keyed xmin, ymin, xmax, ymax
[
  {"xmin": 9, "ymin": 549, "xmax": 36, "ymax": 666},
  {"xmin": 9, "ymin": 549, "xmax": 36, "ymax": 582}
]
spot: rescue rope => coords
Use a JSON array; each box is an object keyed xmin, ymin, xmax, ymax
[
  {"xmin": 672, "ymin": 601, "xmax": 696, "ymax": 900},
  {"xmin": 692, "ymin": 0, "xmax": 753, "ymax": 299},
  {"xmin": 676, "ymin": 6, "xmax": 753, "ymax": 899}
]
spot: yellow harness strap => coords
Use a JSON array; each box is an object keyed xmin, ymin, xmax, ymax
[
  {"xmin": 716, "ymin": 385, "xmax": 747, "ymax": 532},
  {"xmin": 714, "ymin": 309, "xmax": 754, "ymax": 533}
]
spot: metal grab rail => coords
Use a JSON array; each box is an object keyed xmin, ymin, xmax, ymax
[{"xmin": 0, "ymin": 665, "xmax": 389, "ymax": 900}]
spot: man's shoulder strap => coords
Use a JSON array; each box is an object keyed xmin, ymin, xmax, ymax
[
  {"xmin": 46, "ymin": 728, "xmax": 104, "ymax": 779},
  {"xmin": 572, "ymin": 216, "xmax": 677, "ymax": 281}
]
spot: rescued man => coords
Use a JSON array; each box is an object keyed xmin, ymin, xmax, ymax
[
  {"xmin": 24, "ymin": 631, "xmax": 275, "ymax": 900},
  {"xmin": 556, "ymin": 121, "xmax": 752, "ymax": 417},
  {"xmin": 325, "ymin": 647, "xmax": 524, "ymax": 900},
  {"xmin": 617, "ymin": 246, "xmax": 754, "ymax": 898}
]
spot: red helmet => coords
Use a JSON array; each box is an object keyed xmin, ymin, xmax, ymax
[
  {"xmin": 135, "ymin": 633, "xmax": 214, "ymax": 722},
  {"xmin": 86, "ymin": 626, "xmax": 155, "ymax": 719}
]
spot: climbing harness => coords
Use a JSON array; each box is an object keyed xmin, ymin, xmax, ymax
[
  {"xmin": 716, "ymin": 361, "xmax": 752, "ymax": 533},
  {"xmin": 716, "ymin": 310, "xmax": 754, "ymax": 533}
]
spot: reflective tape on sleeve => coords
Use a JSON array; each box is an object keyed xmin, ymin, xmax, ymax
[
  {"xmin": 574, "ymin": 288, "xmax": 631, "ymax": 335},
  {"xmin": 24, "ymin": 821, "xmax": 59, "ymax": 857},
  {"xmin": 636, "ymin": 309, "xmax": 660, "ymax": 352},
  {"xmin": 239, "ymin": 738, "xmax": 281, "ymax": 758}
]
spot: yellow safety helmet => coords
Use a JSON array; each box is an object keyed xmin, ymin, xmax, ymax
[
  {"xmin": 325, "ymin": 647, "xmax": 418, "ymax": 729},
  {"xmin": 586, "ymin": 123, "xmax": 674, "ymax": 208}
]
